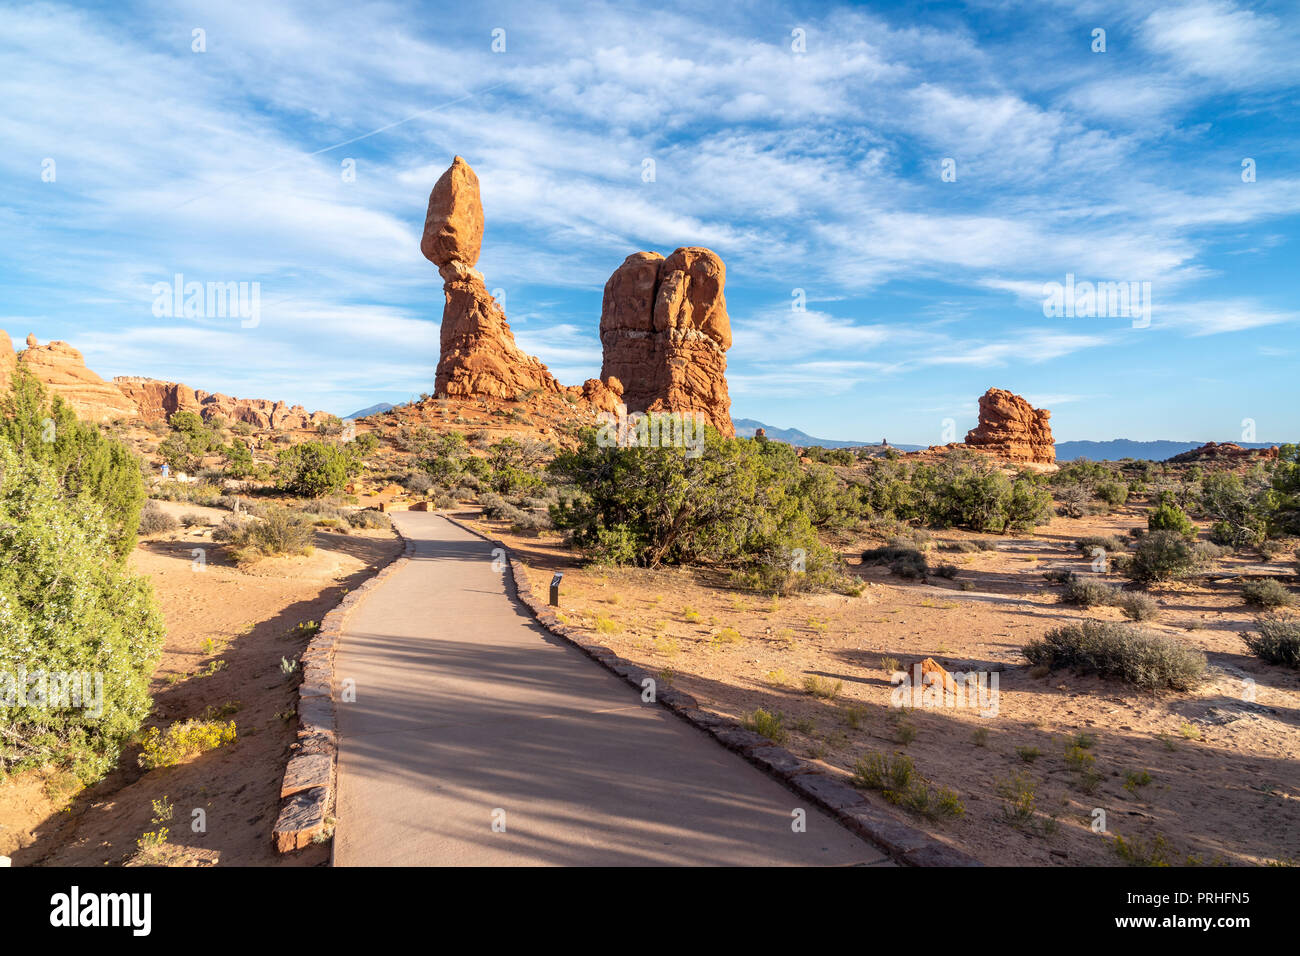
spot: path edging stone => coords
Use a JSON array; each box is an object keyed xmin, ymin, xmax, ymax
[
  {"xmin": 272, "ymin": 517, "xmax": 415, "ymax": 853},
  {"xmin": 438, "ymin": 511, "xmax": 982, "ymax": 868}
]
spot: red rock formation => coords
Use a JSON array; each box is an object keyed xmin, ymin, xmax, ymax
[
  {"xmin": 16, "ymin": 337, "xmax": 138, "ymax": 422},
  {"xmin": 1167, "ymin": 441, "xmax": 1279, "ymax": 464},
  {"xmin": 599, "ymin": 247, "xmax": 734, "ymax": 436},
  {"xmin": 964, "ymin": 388, "xmax": 1054, "ymax": 464},
  {"xmin": 421, "ymin": 156, "xmax": 483, "ymax": 280},
  {"xmin": 114, "ymin": 376, "xmax": 330, "ymax": 430},
  {"xmin": 0, "ymin": 330, "xmax": 15, "ymax": 394},
  {"xmin": 422, "ymin": 157, "xmax": 565, "ymax": 401}
]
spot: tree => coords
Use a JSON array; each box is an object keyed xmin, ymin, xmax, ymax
[
  {"xmin": 276, "ymin": 440, "xmax": 361, "ymax": 497},
  {"xmin": 0, "ymin": 367, "xmax": 145, "ymax": 559},
  {"xmin": 223, "ymin": 437, "xmax": 255, "ymax": 478},
  {"xmin": 0, "ymin": 439, "xmax": 165, "ymax": 778},
  {"xmin": 548, "ymin": 423, "xmax": 845, "ymax": 591}
]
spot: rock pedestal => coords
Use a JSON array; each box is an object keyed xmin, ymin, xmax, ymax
[{"xmin": 422, "ymin": 157, "xmax": 563, "ymax": 401}]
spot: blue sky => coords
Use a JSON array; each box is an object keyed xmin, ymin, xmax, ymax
[{"xmin": 2, "ymin": 0, "xmax": 1297, "ymax": 443}]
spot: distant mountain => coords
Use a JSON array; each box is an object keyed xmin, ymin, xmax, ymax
[
  {"xmin": 732, "ymin": 418, "xmax": 926, "ymax": 451},
  {"xmin": 345, "ymin": 402, "xmax": 397, "ymax": 420},
  {"xmin": 1055, "ymin": 439, "xmax": 1285, "ymax": 462}
]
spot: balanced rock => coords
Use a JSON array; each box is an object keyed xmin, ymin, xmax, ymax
[
  {"xmin": 421, "ymin": 156, "xmax": 484, "ymax": 279},
  {"xmin": 17, "ymin": 339, "xmax": 137, "ymax": 422},
  {"xmin": 0, "ymin": 330, "xmax": 15, "ymax": 393},
  {"xmin": 964, "ymin": 388, "xmax": 1054, "ymax": 464},
  {"xmin": 421, "ymin": 157, "xmax": 563, "ymax": 401},
  {"xmin": 599, "ymin": 247, "xmax": 734, "ymax": 436}
]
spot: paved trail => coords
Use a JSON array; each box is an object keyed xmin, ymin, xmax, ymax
[{"xmin": 333, "ymin": 512, "xmax": 890, "ymax": 866}]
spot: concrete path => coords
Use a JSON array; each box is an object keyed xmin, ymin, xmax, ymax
[{"xmin": 333, "ymin": 512, "xmax": 890, "ymax": 866}]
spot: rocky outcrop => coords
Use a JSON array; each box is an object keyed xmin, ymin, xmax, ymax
[
  {"xmin": 599, "ymin": 247, "xmax": 734, "ymax": 436},
  {"xmin": 0, "ymin": 330, "xmax": 15, "ymax": 394},
  {"xmin": 964, "ymin": 388, "xmax": 1054, "ymax": 464},
  {"xmin": 1167, "ymin": 441, "xmax": 1279, "ymax": 464},
  {"xmin": 16, "ymin": 337, "xmax": 138, "ymax": 422},
  {"xmin": 422, "ymin": 157, "xmax": 565, "ymax": 401},
  {"xmin": 114, "ymin": 377, "xmax": 330, "ymax": 430}
]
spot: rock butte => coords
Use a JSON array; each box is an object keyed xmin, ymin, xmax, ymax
[
  {"xmin": 964, "ymin": 387, "xmax": 1055, "ymax": 465},
  {"xmin": 420, "ymin": 156, "xmax": 728, "ymax": 429},
  {"xmin": 599, "ymin": 247, "xmax": 734, "ymax": 437}
]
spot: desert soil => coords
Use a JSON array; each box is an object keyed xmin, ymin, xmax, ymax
[
  {"xmin": 458, "ymin": 507, "xmax": 1300, "ymax": 867},
  {"xmin": 0, "ymin": 499, "xmax": 400, "ymax": 865}
]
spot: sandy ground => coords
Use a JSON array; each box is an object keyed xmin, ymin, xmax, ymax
[
  {"xmin": 0, "ymin": 499, "xmax": 400, "ymax": 866},
  {"xmin": 461, "ymin": 507, "xmax": 1300, "ymax": 866}
]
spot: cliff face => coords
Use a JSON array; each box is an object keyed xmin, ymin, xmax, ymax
[
  {"xmin": 15, "ymin": 337, "xmax": 138, "ymax": 422},
  {"xmin": 964, "ymin": 388, "xmax": 1055, "ymax": 464},
  {"xmin": 114, "ymin": 377, "xmax": 330, "ymax": 430}
]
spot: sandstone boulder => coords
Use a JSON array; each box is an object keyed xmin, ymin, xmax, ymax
[
  {"xmin": 421, "ymin": 155, "xmax": 483, "ymax": 279},
  {"xmin": 964, "ymin": 388, "xmax": 1054, "ymax": 464},
  {"xmin": 18, "ymin": 340, "xmax": 137, "ymax": 422},
  {"xmin": 599, "ymin": 247, "xmax": 734, "ymax": 436}
]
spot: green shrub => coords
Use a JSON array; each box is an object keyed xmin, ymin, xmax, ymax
[
  {"xmin": 1095, "ymin": 481, "xmax": 1129, "ymax": 508},
  {"xmin": 1115, "ymin": 591, "xmax": 1160, "ymax": 621},
  {"xmin": 0, "ymin": 441, "xmax": 165, "ymax": 779},
  {"xmin": 1148, "ymin": 500, "xmax": 1195, "ymax": 537},
  {"xmin": 852, "ymin": 751, "xmax": 964, "ymax": 820},
  {"xmin": 550, "ymin": 425, "xmax": 849, "ymax": 592},
  {"xmin": 276, "ymin": 441, "xmax": 361, "ymax": 498},
  {"xmin": 216, "ymin": 506, "xmax": 315, "ymax": 563},
  {"xmin": 1242, "ymin": 615, "xmax": 1300, "ymax": 668},
  {"xmin": 0, "ymin": 368, "xmax": 145, "ymax": 559},
  {"xmin": 1242, "ymin": 578, "xmax": 1294, "ymax": 609},
  {"xmin": 137, "ymin": 719, "xmax": 237, "ymax": 769},
  {"xmin": 743, "ymin": 708, "xmax": 788, "ymax": 744},
  {"xmin": 1124, "ymin": 530, "xmax": 1203, "ymax": 584},
  {"xmin": 1023, "ymin": 620, "xmax": 1205, "ymax": 690},
  {"xmin": 1075, "ymin": 535, "xmax": 1126, "ymax": 555},
  {"xmin": 347, "ymin": 508, "xmax": 391, "ymax": 530},
  {"xmin": 1061, "ymin": 578, "xmax": 1119, "ymax": 607},
  {"xmin": 138, "ymin": 500, "xmax": 179, "ymax": 535}
]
